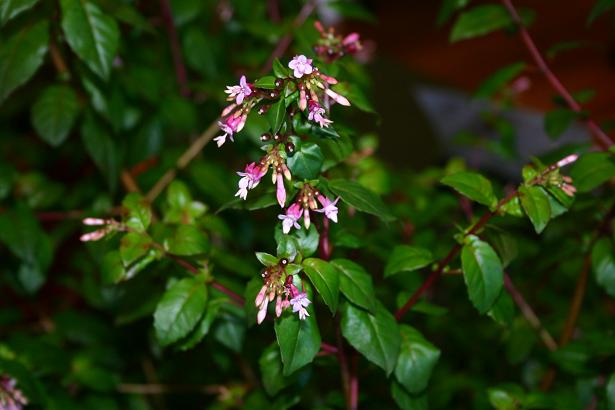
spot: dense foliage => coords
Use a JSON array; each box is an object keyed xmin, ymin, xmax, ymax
[{"xmin": 1, "ymin": 0, "xmax": 615, "ymax": 409}]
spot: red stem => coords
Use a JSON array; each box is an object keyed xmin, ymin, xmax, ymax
[
  {"xmin": 160, "ymin": 0, "xmax": 190, "ymax": 97},
  {"xmin": 501, "ymin": 0, "xmax": 613, "ymax": 149}
]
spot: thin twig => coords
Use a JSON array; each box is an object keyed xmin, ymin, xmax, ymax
[
  {"xmin": 501, "ymin": 0, "xmax": 613, "ymax": 149},
  {"xmin": 117, "ymin": 383, "xmax": 233, "ymax": 395},
  {"xmin": 160, "ymin": 0, "xmax": 190, "ymax": 97}
]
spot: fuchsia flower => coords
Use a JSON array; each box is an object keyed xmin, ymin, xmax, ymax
[
  {"xmin": 307, "ymin": 101, "xmax": 333, "ymax": 128},
  {"xmin": 235, "ymin": 162, "xmax": 266, "ymax": 200},
  {"xmin": 315, "ymin": 195, "xmax": 340, "ymax": 223},
  {"xmin": 215, "ymin": 114, "xmax": 246, "ymax": 147},
  {"xmin": 278, "ymin": 203, "xmax": 302, "ymax": 234},
  {"xmin": 225, "ymin": 75, "xmax": 252, "ymax": 104},
  {"xmin": 288, "ymin": 284, "xmax": 311, "ymax": 320},
  {"xmin": 288, "ymin": 55, "xmax": 313, "ymax": 78}
]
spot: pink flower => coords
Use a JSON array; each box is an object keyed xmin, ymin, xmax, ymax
[
  {"xmin": 215, "ymin": 114, "xmax": 245, "ymax": 147},
  {"xmin": 236, "ymin": 162, "xmax": 266, "ymax": 200},
  {"xmin": 308, "ymin": 101, "xmax": 333, "ymax": 128},
  {"xmin": 225, "ymin": 75, "xmax": 252, "ymax": 104},
  {"xmin": 290, "ymin": 293, "xmax": 311, "ymax": 320},
  {"xmin": 278, "ymin": 203, "xmax": 302, "ymax": 234},
  {"xmin": 325, "ymin": 89, "xmax": 351, "ymax": 106},
  {"xmin": 288, "ymin": 55, "xmax": 313, "ymax": 78},
  {"xmin": 315, "ymin": 195, "xmax": 340, "ymax": 223},
  {"xmin": 276, "ymin": 174, "xmax": 286, "ymax": 207}
]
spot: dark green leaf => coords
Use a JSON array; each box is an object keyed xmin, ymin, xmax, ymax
[
  {"xmin": 122, "ymin": 193, "xmax": 151, "ymax": 232},
  {"xmin": 488, "ymin": 385, "xmax": 525, "ymax": 410},
  {"xmin": 287, "ymin": 142, "xmax": 324, "ymax": 180},
  {"xmin": 274, "ymin": 306, "xmax": 321, "ymax": 376},
  {"xmin": 272, "ymin": 59, "xmax": 289, "ymax": 78},
  {"xmin": 0, "ymin": 20, "xmax": 49, "ymax": 103},
  {"xmin": 254, "ymin": 76, "xmax": 277, "ymax": 89},
  {"xmin": 394, "ymin": 325, "xmax": 440, "ymax": 394},
  {"xmin": 341, "ymin": 302, "xmax": 401, "ymax": 376},
  {"xmin": 328, "ymin": 179, "xmax": 395, "ymax": 222},
  {"xmin": 441, "ymin": 171, "xmax": 497, "ymax": 209},
  {"xmin": 544, "ymin": 108, "xmax": 576, "ymax": 140},
  {"xmin": 81, "ymin": 114, "xmax": 120, "ymax": 192},
  {"xmin": 1, "ymin": 0, "xmax": 40, "ymax": 26},
  {"xmin": 437, "ymin": 0, "xmax": 469, "ymax": 26},
  {"xmin": 569, "ymin": 152, "xmax": 615, "ymax": 192},
  {"xmin": 154, "ymin": 277, "xmax": 208, "ymax": 346},
  {"xmin": 60, "ymin": 0, "xmax": 119, "ymax": 80},
  {"xmin": 256, "ymin": 252, "xmax": 278, "ymax": 267},
  {"xmin": 475, "ymin": 62, "xmax": 525, "ymax": 98},
  {"xmin": 450, "ymin": 5, "xmax": 513, "ymax": 42},
  {"xmin": 487, "ymin": 291, "xmax": 515, "ymax": 326},
  {"xmin": 519, "ymin": 185, "xmax": 551, "ymax": 234},
  {"xmin": 164, "ymin": 225, "xmax": 209, "ymax": 256},
  {"xmin": 461, "ymin": 235, "xmax": 504, "ymax": 314},
  {"xmin": 267, "ymin": 98, "xmax": 286, "ymax": 134},
  {"xmin": 179, "ymin": 299, "xmax": 223, "ymax": 350},
  {"xmin": 592, "ymin": 238, "xmax": 615, "ymax": 297},
  {"xmin": 302, "ymin": 258, "xmax": 340, "ymax": 314},
  {"xmin": 31, "ymin": 85, "xmax": 80, "ymax": 146},
  {"xmin": 293, "ymin": 225, "xmax": 319, "ymax": 258},
  {"xmin": 391, "ymin": 381, "xmax": 428, "ymax": 410},
  {"xmin": 588, "ymin": 0, "xmax": 615, "ymax": 25},
  {"xmin": 607, "ymin": 372, "xmax": 615, "ymax": 409},
  {"xmin": 213, "ymin": 311, "xmax": 245, "ymax": 352},
  {"xmin": 331, "ymin": 259, "xmax": 377, "ymax": 312},
  {"xmin": 384, "ymin": 245, "xmax": 434, "ymax": 277},
  {"xmin": 119, "ymin": 232, "xmax": 152, "ymax": 266},
  {"xmin": 259, "ymin": 343, "xmax": 288, "ymax": 396}
]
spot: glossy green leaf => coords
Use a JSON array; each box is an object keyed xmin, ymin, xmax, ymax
[
  {"xmin": 81, "ymin": 114, "xmax": 120, "ymax": 192},
  {"xmin": 331, "ymin": 259, "xmax": 377, "ymax": 312},
  {"xmin": 259, "ymin": 343, "xmax": 288, "ymax": 396},
  {"xmin": 272, "ymin": 59, "xmax": 288, "ymax": 78},
  {"xmin": 569, "ymin": 152, "xmax": 615, "ymax": 192},
  {"xmin": 592, "ymin": 238, "xmax": 615, "ymax": 297},
  {"xmin": 267, "ymin": 98, "xmax": 286, "ymax": 134},
  {"xmin": 31, "ymin": 85, "xmax": 80, "ymax": 146},
  {"xmin": 461, "ymin": 235, "xmax": 504, "ymax": 314},
  {"xmin": 519, "ymin": 185, "xmax": 551, "ymax": 234},
  {"xmin": 119, "ymin": 232, "xmax": 152, "ymax": 266},
  {"xmin": 1, "ymin": 0, "xmax": 40, "ymax": 26},
  {"xmin": 341, "ymin": 302, "xmax": 401, "ymax": 376},
  {"xmin": 328, "ymin": 179, "xmax": 395, "ymax": 222},
  {"xmin": 441, "ymin": 171, "xmax": 497, "ymax": 209},
  {"xmin": 0, "ymin": 20, "xmax": 49, "ymax": 103},
  {"xmin": 255, "ymin": 252, "xmax": 278, "ymax": 267},
  {"xmin": 254, "ymin": 76, "xmax": 277, "ymax": 89},
  {"xmin": 450, "ymin": 5, "xmax": 513, "ymax": 42},
  {"xmin": 384, "ymin": 245, "xmax": 434, "ymax": 277},
  {"xmin": 179, "ymin": 299, "xmax": 223, "ymax": 351},
  {"xmin": 60, "ymin": 0, "xmax": 120, "ymax": 80},
  {"xmin": 394, "ymin": 325, "xmax": 440, "ymax": 394},
  {"xmin": 544, "ymin": 108, "xmax": 576, "ymax": 140},
  {"xmin": 302, "ymin": 258, "xmax": 340, "ymax": 314},
  {"xmin": 154, "ymin": 277, "xmax": 207, "ymax": 346},
  {"xmin": 475, "ymin": 62, "xmax": 525, "ymax": 99},
  {"xmin": 274, "ymin": 307, "xmax": 321, "ymax": 376},
  {"xmin": 391, "ymin": 381, "xmax": 428, "ymax": 410},
  {"xmin": 287, "ymin": 142, "xmax": 324, "ymax": 180},
  {"xmin": 293, "ymin": 225, "xmax": 319, "ymax": 258},
  {"xmin": 122, "ymin": 193, "xmax": 151, "ymax": 232},
  {"xmin": 164, "ymin": 225, "xmax": 209, "ymax": 256}
]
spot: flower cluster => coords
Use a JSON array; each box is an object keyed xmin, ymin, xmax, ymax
[
  {"xmin": 254, "ymin": 259, "xmax": 311, "ymax": 323},
  {"xmin": 313, "ymin": 21, "xmax": 362, "ymax": 63},
  {"xmin": 0, "ymin": 375, "xmax": 28, "ymax": 410},
  {"xmin": 278, "ymin": 184, "xmax": 339, "ymax": 234}
]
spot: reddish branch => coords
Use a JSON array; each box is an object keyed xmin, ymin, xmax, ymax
[
  {"xmin": 160, "ymin": 0, "xmax": 190, "ymax": 97},
  {"xmin": 501, "ymin": 0, "xmax": 613, "ymax": 150}
]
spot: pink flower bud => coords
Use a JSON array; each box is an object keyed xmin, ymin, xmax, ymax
[
  {"xmin": 257, "ymin": 306, "xmax": 268, "ymax": 324},
  {"xmin": 82, "ymin": 218, "xmax": 107, "ymax": 226},
  {"xmin": 275, "ymin": 295, "xmax": 283, "ymax": 317},
  {"xmin": 325, "ymin": 89, "xmax": 351, "ymax": 106},
  {"xmin": 342, "ymin": 32, "xmax": 360, "ymax": 46},
  {"xmin": 303, "ymin": 209, "xmax": 311, "ymax": 229},
  {"xmin": 255, "ymin": 285, "xmax": 267, "ymax": 307},
  {"xmin": 299, "ymin": 88, "xmax": 307, "ymax": 111},
  {"xmin": 221, "ymin": 103, "xmax": 237, "ymax": 117},
  {"xmin": 276, "ymin": 174, "xmax": 286, "ymax": 208},
  {"xmin": 80, "ymin": 229, "xmax": 108, "ymax": 242}
]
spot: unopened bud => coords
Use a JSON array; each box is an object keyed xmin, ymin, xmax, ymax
[{"xmin": 82, "ymin": 218, "xmax": 107, "ymax": 226}]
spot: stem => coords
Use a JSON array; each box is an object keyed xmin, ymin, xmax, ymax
[
  {"xmin": 501, "ymin": 0, "xmax": 613, "ymax": 149},
  {"xmin": 336, "ymin": 321, "xmax": 352, "ymax": 410},
  {"xmin": 349, "ymin": 352, "xmax": 359, "ymax": 410},
  {"xmin": 117, "ymin": 383, "xmax": 233, "ymax": 395},
  {"xmin": 504, "ymin": 273, "xmax": 557, "ymax": 352},
  {"xmin": 160, "ymin": 0, "xmax": 190, "ymax": 97},
  {"xmin": 318, "ymin": 217, "xmax": 332, "ymax": 260}
]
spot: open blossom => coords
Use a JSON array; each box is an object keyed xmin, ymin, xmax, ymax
[
  {"xmin": 225, "ymin": 75, "xmax": 252, "ymax": 104},
  {"xmin": 278, "ymin": 203, "xmax": 302, "ymax": 234},
  {"xmin": 290, "ymin": 293, "xmax": 311, "ymax": 320},
  {"xmin": 235, "ymin": 162, "xmax": 266, "ymax": 200},
  {"xmin": 214, "ymin": 114, "xmax": 246, "ymax": 147},
  {"xmin": 0, "ymin": 375, "xmax": 28, "ymax": 410},
  {"xmin": 288, "ymin": 55, "xmax": 313, "ymax": 78},
  {"xmin": 308, "ymin": 101, "xmax": 333, "ymax": 128},
  {"xmin": 315, "ymin": 195, "xmax": 340, "ymax": 223}
]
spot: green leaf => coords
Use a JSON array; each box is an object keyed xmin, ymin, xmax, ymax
[
  {"xmin": 122, "ymin": 193, "xmax": 151, "ymax": 232},
  {"xmin": 154, "ymin": 277, "xmax": 207, "ymax": 346},
  {"xmin": 328, "ymin": 179, "xmax": 395, "ymax": 222},
  {"xmin": 255, "ymin": 252, "xmax": 278, "ymax": 267},
  {"xmin": 274, "ymin": 307, "xmax": 321, "ymax": 376},
  {"xmin": 341, "ymin": 302, "xmax": 401, "ymax": 376},
  {"xmin": 569, "ymin": 152, "xmax": 615, "ymax": 192},
  {"xmin": 588, "ymin": 0, "xmax": 615, "ymax": 25},
  {"xmin": 267, "ymin": 98, "xmax": 286, "ymax": 134},
  {"xmin": 164, "ymin": 225, "xmax": 209, "ymax": 256},
  {"xmin": 81, "ymin": 114, "xmax": 120, "ymax": 192},
  {"xmin": 607, "ymin": 372, "xmax": 615, "ymax": 409},
  {"xmin": 487, "ymin": 291, "xmax": 515, "ymax": 326},
  {"xmin": 287, "ymin": 142, "xmax": 324, "ymax": 180},
  {"xmin": 60, "ymin": 0, "xmax": 120, "ymax": 80},
  {"xmin": 179, "ymin": 299, "xmax": 223, "ymax": 351},
  {"xmin": 450, "ymin": 5, "xmax": 513, "ymax": 42},
  {"xmin": 592, "ymin": 238, "xmax": 615, "ymax": 297},
  {"xmin": 461, "ymin": 235, "xmax": 504, "ymax": 314},
  {"xmin": 31, "ymin": 85, "xmax": 80, "ymax": 146},
  {"xmin": 259, "ymin": 343, "xmax": 288, "ymax": 396},
  {"xmin": 101, "ymin": 251, "xmax": 124, "ymax": 284},
  {"xmin": 0, "ymin": 20, "xmax": 49, "ymax": 103},
  {"xmin": 272, "ymin": 59, "xmax": 289, "ymax": 78},
  {"xmin": 254, "ymin": 75, "xmax": 277, "ymax": 89},
  {"xmin": 441, "ymin": 171, "xmax": 497, "ymax": 209},
  {"xmin": 331, "ymin": 259, "xmax": 377, "ymax": 312},
  {"xmin": 302, "ymin": 258, "xmax": 340, "ymax": 314},
  {"xmin": 488, "ymin": 385, "xmax": 525, "ymax": 410},
  {"xmin": 119, "ymin": 232, "xmax": 152, "ymax": 266},
  {"xmin": 437, "ymin": 0, "xmax": 469, "ymax": 26},
  {"xmin": 519, "ymin": 185, "xmax": 551, "ymax": 234},
  {"xmin": 475, "ymin": 62, "xmax": 525, "ymax": 99},
  {"xmin": 1, "ymin": 0, "xmax": 40, "ymax": 26},
  {"xmin": 293, "ymin": 225, "xmax": 319, "ymax": 258},
  {"xmin": 394, "ymin": 325, "xmax": 440, "ymax": 394},
  {"xmin": 384, "ymin": 245, "xmax": 434, "ymax": 277},
  {"xmin": 391, "ymin": 381, "xmax": 428, "ymax": 410},
  {"xmin": 544, "ymin": 108, "xmax": 576, "ymax": 140}
]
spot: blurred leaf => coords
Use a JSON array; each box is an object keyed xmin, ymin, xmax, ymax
[
  {"xmin": 119, "ymin": 232, "xmax": 152, "ymax": 266},
  {"xmin": 461, "ymin": 235, "xmax": 504, "ymax": 314},
  {"xmin": 328, "ymin": 179, "xmax": 395, "ymax": 222},
  {"xmin": 0, "ymin": 0, "xmax": 40, "ymax": 26},
  {"xmin": 519, "ymin": 186, "xmax": 551, "ymax": 234},
  {"xmin": 487, "ymin": 291, "xmax": 514, "ymax": 326},
  {"xmin": 475, "ymin": 62, "xmax": 525, "ymax": 98},
  {"xmin": 31, "ymin": 85, "xmax": 80, "ymax": 146},
  {"xmin": 384, "ymin": 245, "xmax": 434, "ymax": 277},
  {"xmin": 274, "ymin": 307, "xmax": 321, "ymax": 376},
  {"xmin": 179, "ymin": 298, "xmax": 223, "ymax": 350},
  {"xmin": 544, "ymin": 108, "xmax": 576, "ymax": 140},
  {"xmin": 588, "ymin": 0, "xmax": 615, "ymax": 25},
  {"xmin": 569, "ymin": 152, "xmax": 615, "ymax": 192},
  {"xmin": 122, "ymin": 193, "xmax": 151, "ymax": 232},
  {"xmin": 394, "ymin": 325, "xmax": 440, "ymax": 394},
  {"xmin": 213, "ymin": 311, "xmax": 245, "ymax": 352},
  {"xmin": 331, "ymin": 258, "xmax": 376, "ymax": 312},
  {"xmin": 164, "ymin": 225, "xmax": 209, "ymax": 256},
  {"xmin": 81, "ymin": 114, "xmax": 120, "ymax": 192},
  {"xmin": 154, "ymin": 277, "xmax": 207, "ymax": 346},
  {"xmin": 341, "ymin": 302, "xmax": 401, "ymax": 376},
  {"xmin": 303, "ymin": 258, "xmax": 340, "ymax": 314},
  {"xmin": 391, "ymin": 381, "xmax": 428, "ymax": 410},
  {"xmin": 60, "ymin": 0, "xmax": 119, "ymax": 80},
  {"xmin": 259, "ymin": 343, "xmax": 288, "ymax": 396},
  {"xmin": 592, "ymin": 238, "xmax": 615, "ymax": 297},
  {"xmin": 0, "ymin": 20, "xmax": 49, "ymax": 103},
  {"xmin": 95, "ymin": 0, "xmax": 154, "ymax": 32},
  {"xmin": 441, "ymin": 171, "xmax": 497, "ymax": 209},
  {"xmin": 287, "ymin": 142, "xmax": 324, "ymax": 180},
  {"xmin": 607, "ymin": 372, "xmax": 615, "ymax": 409},
  {"xmin": 488, "ymin": 385, "xmax": 524, "ymax": 410},
  {"xmin": 437, "ymin": 0, "xmax": 470, "ymax": 26},
  {"xmin": 450, "ymin": 5, "xmax": 512, "ymax": 42}
]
